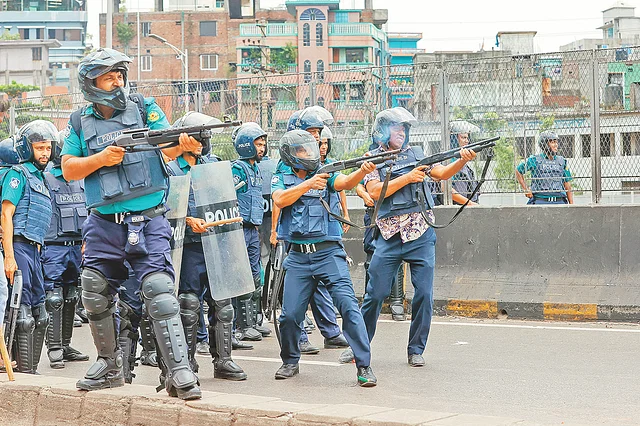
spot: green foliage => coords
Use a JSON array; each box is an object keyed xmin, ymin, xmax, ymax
[
  {"xmin": 452, "ymin": 106, "xmax": 474, "ymax": 121},
  {"xmin": 481, "ymin": 111, "xmax": 519, "ymax": 191},
  {"xmin": 210, "ymin": 134, "xmax": 238, "ymax": 161},
  {"xmin": 270, "ymin": 43, "xmax": 297, "ymax": 72},
  {"xmin": 0, "ymin": 30, "xmax": 20, "ymax": 40},
  {"xmin": 538, "ymin": 114, "xmax": 555, "ymax": 131},
  {"xmin": 0, "ymin": 81, "xmax": 40, "ymax": 99},
  {"xmin": 116, "ymin": 22, "xmax": 135, "ymax": 47}
]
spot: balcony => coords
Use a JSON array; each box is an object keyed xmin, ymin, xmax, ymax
[
  {"xmin": 329, "ymin": 62, "xmax": 373, "ymax": 71},
  {"xmin": 389, "ymin": 48, "xmax": 426, "ymax": 55},
  {"xmin": 331, "ymin": 99, "xmax": 366, "ymax": 109},
  {"xmin": 237, "ymin": 62, "xmax": 297, "ymax": 75},
  {"xmin": 239, "ymin": 23, "xmax": 298, "ymax": 37},
  {"xmin": 274, "ymin": 100, "xmax": 298, "ymax": 110},
  {"xmin": 328, "ymin": 23, "xmax": 386, "ymax": 42}
]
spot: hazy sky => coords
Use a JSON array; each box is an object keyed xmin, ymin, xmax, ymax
[{"xmin": 88, "ymin": 0, "xmax": 624, "ymax": 53}]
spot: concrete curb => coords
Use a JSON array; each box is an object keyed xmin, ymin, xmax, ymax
[{"xmin": 0, "ymin": 373, "xmax": 533, "ymax": 426}]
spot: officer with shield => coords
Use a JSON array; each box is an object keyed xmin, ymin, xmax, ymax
[
  {"xmin": 42, "ymin": 133, "xmax": 89, "ymax": 369},
  {"xmin": 167, "ymin": 112, "xmax": 247, "ymax": 380},
  {"xmin": 515, "ymin": 130, "xmax": 573, "ymax": 204},
  {"xmin": 272, "ymin": 130, "xmax": 377, "ymax": 386},
  {"xmin": 1, "ymin": 120, "xmax": 56, "ymax": 374},
  {"xmin": 61, "ymin": 48, "xmax": 201, "ymax": 399},
  {"xmin": 340, "ymin": 107, "xmax": 476, "ymax": 367}
]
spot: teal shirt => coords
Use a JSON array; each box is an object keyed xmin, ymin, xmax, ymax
[
  {"xmin": 231, "ymin": 159, "xmax": 259, "ymax": 194},
  {"xmin": 61, "ymin": 97, "xmax": 169, "ymax": 214},
  {"xmin": 1, "ymin": 162, "xmax": 45, "ymax": 206},
  {"xmin": 175, "ymin": 155, "xmax": 192, "ymax": 174},
  {"xmin": 50, "ymin": 166, "xmax": 63, "ymax": 179}
]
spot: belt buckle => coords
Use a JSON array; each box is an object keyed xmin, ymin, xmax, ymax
[
  {"xmin": 303, "ymin": 243, "xmax": 316, "ymax": 254},
  {"xmin": 114, "ymin": 213, "xmax": 126, "ymax": 224}
]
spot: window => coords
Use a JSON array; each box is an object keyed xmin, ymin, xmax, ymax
[
  {"xmin": 200, "ymin": 54, "xmax": 218, "ymax": 71},
  {"xmin": 304, "ymin": 97, "xmax": 310, "ymax": 108},
  {"xmin": 32, "ymin": 47, "xmax": 42, "ymax": 61},
  {"xmin": 200, "ymin": 21, "xmax": 217, "ymax": 37},
  {"xmin": 303, "ymin": 23, "xmax": 310, "ymax": 47},
  {"xmin": 216, "ymin": 0, "xmax": 224, "ymax": 7},
  {"xmin": 316, "ymin": 60, "xmax": 324, "ymax": 82},
  {"xmin": 345, "ymin": 48, "xmax": 365, "ymax": 63},
  {"xmin": 48, "ymin": 29, "xmax": 55, "ymax": 39},
  {"xmin": 304, "ymin": 60, "xmax": 311, "ymax": 83},
  {"xmin": 141, "ymin": 22, "xmax": 151, "ymax": 37},
  {"xmin": 558, "ymin": 135, "xmax": 574, "ymax": 158},
  {"xmin": 581, "ymin": 135, "xmax": 591, "ymax": 157},
  {"xmin": 315, "ymin": 23, "xmax": 323, "ymax": 46},
  {"xmin": 141, "ymin": 55, "xmax": 152, "ymax": 72},
  {"xmin": 600, "ymin": 133, "xmax": 613, "ymax": 157},
  {"xmin": 63, "ymin": 29, "xmax": 81, "ymax": 41},
  {"xmin": 334, "ymin": 11, "xmax": 349, "ymax": 23},
  {"xmin": 300, "ymin": 8, "xmax": 326, "ymax": 21}
]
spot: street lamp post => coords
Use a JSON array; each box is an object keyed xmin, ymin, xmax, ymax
[{"xmin": 149, "ymin": 33, "xmax": 189, "ymax": 113}]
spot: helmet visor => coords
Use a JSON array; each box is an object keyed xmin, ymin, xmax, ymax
[{"xmin": 299, "ymin": 106, "xmax": 334, "ymax": 127}]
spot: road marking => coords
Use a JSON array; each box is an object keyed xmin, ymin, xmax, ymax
[
  {"xmin": 378, "ymin": 319, "xmax": 640, "ymax": 333},
  {"xmin": 230, "ymin": 355, "xmax": 345, "ymax": 367}
]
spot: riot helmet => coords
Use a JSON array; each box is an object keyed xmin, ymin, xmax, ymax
[
  {"xmin": 233, "ymin": 122, "xmax": 267, "ymax": 162},
  {"xmin": 449, "ymin": 120, "xmax": 480, "ymax": 148},
  {"xmin": 320, "ymin": 127, "xmax": 333, "ymax": 156},
  {"xmin": 538, "ymin": 130, "xmax": 559, "ymax": 156},
  {"xmin": 286, "ymin": 110, "xmax": 302, "ymax": 131},
  {"xmin": 14, "ymin": 120, "xmax": 57, "ymax": 169},
  {"xmin": 294, "ymin": 106, "xmax": 334, "ymax": 132},
  {"xmin": 0, "ymin": 136, "xmax": 19, "ymax": 166},
  {"xmin": 78, "ymin": 48, "xmax": 132, "ymax": 110},
  {"xmin": 50, "ymin": 129, "xmax": 67, "ymax": 168},
  {"xmin": 279, "ymin": 130, "xmax": 320, "ymax": 172},
  {"xmin": 372, "ymin": 107, "xmax": 417, "ymax": 149},
  {"xmin": 172, "ymin": 111, "xmax": 223, "ymax": 156}
]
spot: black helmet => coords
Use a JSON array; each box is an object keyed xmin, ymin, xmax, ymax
[
  {"xmin": 172, "ymin": 112, "xmax": 223, "ymax": 156},
  {"xmin": 78, "ymin": 48, "xmax": 132, "ymax": 110},
  {"xmin": 14, "ymin": 120, "xmax": 57, "ymax": 165},
  {"xmin": 538, "ymin": 130, "xmax": 559, "ymax": 155},
  {"xmin": 372, "ymin": 107, "xmax": 416, "ymax": 148},
  {"xmin": 279, "ymin": 130, "xmax": 320, "ymax": 172}
]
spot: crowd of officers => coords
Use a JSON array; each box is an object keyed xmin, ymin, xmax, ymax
[{"xmin": 0, "ymin": 48, "xmax": 573, "ymax": 397}]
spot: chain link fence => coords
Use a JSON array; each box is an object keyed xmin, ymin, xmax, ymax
[{"xmin": 3, "ymin": 45, "xmax": 640, "ymax": 205}]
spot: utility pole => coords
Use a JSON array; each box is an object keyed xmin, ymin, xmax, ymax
[{"xmin": 106, "ymin": 0, "xmax": 113, "ymax": 49}]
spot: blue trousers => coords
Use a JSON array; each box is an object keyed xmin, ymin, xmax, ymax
[
  {"xmin": 42, "ymin": 245, "xmax": 82, "ymax": 291},
  {"xmin": 243, "ymin": 226, "xmax": 261, "ymax": 279},
  {"xmin": 13, "ymin": 241, "xmax": 46, "ymax": 307},
  {"xmin": 361, "ymin": 228, "xmax": 436, "ymax": 356},
  {"xmin": 279, "ymin": 244, "xmax": 371, "ymax": 367},
  {"xmin": 82, "ymin": 213, "xmax": 175, "ymax": 295},
  {"xmin": 119, "ymin": 262, "xmax": 143, "ymax": 330},
  {"xmin": 299, "ymin": 284, "xmax": 341, "ymax": 342}
]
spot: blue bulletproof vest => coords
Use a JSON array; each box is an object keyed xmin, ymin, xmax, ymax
[
  {"xmin": 81, "ymin": 101, "xmax": 169, "ymax": 209},
  {"xmin": 452, "ymin": 163, "xmax": 479, "ymax": 203},
  {"xmin": 376, "ymin": 147, "xmax": 435, "ymax": 219},
  {"xmin": 530, "ymin": 155, "xmax": 567, "ymax": 197},
  {"xmin": 11, "ymin": 164, "xmax": 52, "ymax": 245},
  {"xmin": 233, "ymin": 160, "xmax": 263, "ymax": 226},
  {"xmin": 44, "ymin": 171, "xmax": 87, "ymax": 243},
  {"xmin": 277, "ymin": 171, "xmax": 342, "ymax": 243},
  {"xmin": 166, "ymin": 155, "xmax": 213, "ymax": 244}
]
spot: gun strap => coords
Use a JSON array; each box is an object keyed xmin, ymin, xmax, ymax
[{"xmin": 417, "ymin": 150, "xmax": 493, "ymax": 229}]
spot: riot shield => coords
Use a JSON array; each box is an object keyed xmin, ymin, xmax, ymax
[
  {"xmin": 190, "ymin": 161, "xmax": 255, "ymax": 301},
  {"xmin": 166, "ymin": 175, "xmax": 191, "ymax": 288},
  {"xmin": 259, "ymin": 158, "xmax": 278, "ymax": 271}
]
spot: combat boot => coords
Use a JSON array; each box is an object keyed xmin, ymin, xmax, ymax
[{"xmin": 210, "ymin": 301, "xmax": 247, "ymax": 380}]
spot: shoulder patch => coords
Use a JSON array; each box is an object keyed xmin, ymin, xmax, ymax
[
  {"xmin": 233, "ymin": 174, "xmax": 241, "ymax": 185},
  {"xmin": 147, "ymin": 111, "xmax": 160, "ymax": 123},
  {"xmin": 271, "ymin": 175, "xmax": 280, "ymax": 184},
  {"xmin": 9, "ymin": 177, "xmax": 20, "ymax": 189}
]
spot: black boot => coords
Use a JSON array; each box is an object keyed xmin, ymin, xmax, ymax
[
  {"xmin": 235, "ymin": 292, "xmax": 262, "ymax": 341},
  {"xmin": 210, "ymin": 299, "xmax": 247, "ymax": 380},
  {"xmin": 138, "ymin": 313, "xmax": 158, "ymax": 367},
  {"xmin": 62, "ymin": 285, "xmax": 88, "ymax": 362}
]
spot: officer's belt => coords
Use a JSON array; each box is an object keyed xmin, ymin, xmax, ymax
[
  {"xmin": 91, "ymin": 204, "xmax": 167, "ymax": 224},
  {"xmin": 13, "ymin": 235, "xmax": 39, "ymax": 246},
  {"xmin": 534, "ymin": 196, "xmax": 566, "ymax": 202},
  {"xmin": 45, "ymin": 240, "xmax": 83, "ymax": 247},
  {"xmin": 290, "ymin": 241, "xmax": 340, "ymax": 254}
]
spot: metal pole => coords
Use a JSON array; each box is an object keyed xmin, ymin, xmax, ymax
[
  {"xmin": 184, "ymin": 49, "xmax": 189, "ymax": 113},
  {"xmin": 9, "ymin": 106, "xmax": 15, "ymax": 135},
  {"xmin": 106, "ymin": 0, "xmax": 113, "ymax": 49},
  {"xmin": 136, "ymin": 11, "xmax": 140, "ymax": 83},
  {"xmin": 439, "ymin": 68, "xmax": 452, "ymax": 206},
  {"xmin": 589, "ymin": 50, "xmax": 602, "ymax": 204}
]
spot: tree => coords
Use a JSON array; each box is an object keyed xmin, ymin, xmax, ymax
[
  {"xmin": 0, "ymin": 30, "xmax": 20, "ymax": 41},
  {"xmin": 116, "ymin": 21, "xmax": 135, "ymax": 48},
  {"xmin": 270, "ymin": 43, "xmax": 298, "ymax": 72},
  {"xmin": 481, "ymin": 111, "xmax": 519, "ymax": 191},
  {"xmin": 0, "ymin": 81, "xmax": 40, "ymax": 102}
]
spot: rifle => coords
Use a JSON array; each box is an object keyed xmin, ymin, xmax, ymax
[
  {"xmin": 316, "ymin": 149, "xmax": 401, "ymax": 175},
  {"xmin": 4, "ymin": 270, "xmax": 22, "ymax": 361},
  {"xmin": 113, "ymin": 118, "xmax": 242, "ymax": 152},
  {"xmin": 416, "ymin": 136, "xmax": 499, "ymax": 167}
]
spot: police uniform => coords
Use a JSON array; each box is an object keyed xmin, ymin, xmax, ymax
[
  {"xmin": 168, "ymin": 154, "xmax": 247, "ymax": 380},
  {"xmin": 65, "ymin": 97, "xmax": 200, "ymax": 397},
  {"xmin": 452, "ymin": 163, "xmax": 479, "ymax": 203},
  {"xmin": 517, "ymin": 154, "xmax": 572, "ymax": 204},
  {"xmin": 42, "ymin": 165, "xmax": 89, "ymax": 368},
  {"xmin": 1, "ymin": 161, "xmax": 52, "ymax": 373}
]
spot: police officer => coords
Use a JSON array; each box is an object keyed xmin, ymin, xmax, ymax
[
  {"xmin": 515, "ymin": 130, "xmax": 573, "ymax": 204},
  {"xmin": 167, "ymin": 112, "xmax": 247, "ymax": 381},
  {"xmin": 449, "ymin": 120, "xmax": 481, "ymax": 205},
  {"xmin": 61, "ymin": 48, "xmax": 201, "ymax": 399},
  {"xmin": 272, "ymin": 130, "xmax": 377, "ymax": 387},
  {"xmin": 231, "ymin": 122, "xmax": 271, "ymax": 341},
  {"xmin": 42, "ymin": 134, "xmax": 89, "ymax": 369},
  {"xmin": 341, "ymin": 107, "xmax": 476, "ymax": 367},
  {"xmin": 1, "ymin": 120, "xmax": 56, "ymax": 374}
]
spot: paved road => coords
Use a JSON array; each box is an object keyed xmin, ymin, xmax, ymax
[{"xmin": 40, "ymin": 316, "xmax": 640, "ymax": 425}]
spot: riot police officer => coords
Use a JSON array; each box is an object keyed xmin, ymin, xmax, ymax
[
  {"xmin": 340, "ymin": 107, "xmax": 476, "ymax": 368},
  {"xmin": 271, "ymin": 130, "xmax": 377, "ymax": 387},
  {"xmin": 515, "ymin": 130, "xmax": 573, "ymax": 204},
  {"xmin": 1, "ymin": 120, "xmax": 56, "ymax": 374},
  {"xmin": 61, "ymin": 48, "xmax": 201, "ymax": 399},
  {"xmin": 167, "ymin": 112, "xmax": 247, "ymax": 381},
  {"xmin": 232, "ymin": 122, "xmax": 271, "ymax": 341},
  {"xmin": 449, "ymin": 120, "xmax": 481, "ymax": 204},
  {"xmin": 42, "ymin": 134, "xmax": 89, "ymax": 369}
]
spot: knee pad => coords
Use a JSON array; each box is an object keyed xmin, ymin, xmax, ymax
[
  {"xmin": 178, "ymin": 293, "xmax": 200, "ymax": 327},
  {"xmin": 141, "ymin": 272, "xmax": 175, "ymax": 302},
  {"xmin": 215, "ymin": 300, "xmax": 234, "ymax": 323},
  {"xmin": 143, "ymin": 272, "xmax": 179, "ymax": 322},
  {"xmin": 46, "ymin": 288, "xmax": 64, "ymax": 312},
  {"xmin": 32, "ymin": 304, "xmax": 49, "ymax": 330},
  {"xmin": 81, "ymin": 268, "xmax": 110, "ymax": 294},
  {"xmin": 16, "ymin": 305, "xmax": 35, "ymax": 334}
]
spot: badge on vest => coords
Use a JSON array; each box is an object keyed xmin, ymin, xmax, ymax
[{"xmin": 128, "ymin": 230, "xmax": 139, "ymax": 245}]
